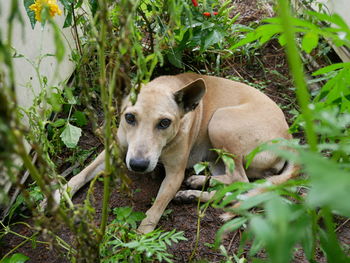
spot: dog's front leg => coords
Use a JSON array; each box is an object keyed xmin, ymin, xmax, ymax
[{"xmin": 138, "ymin": 165, "xmax": 186, "ymax": 234}]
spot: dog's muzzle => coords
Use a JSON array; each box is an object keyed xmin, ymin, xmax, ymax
[{"xmin": 129, "ymin": 158, "xmax": 150, "ymax": 173}]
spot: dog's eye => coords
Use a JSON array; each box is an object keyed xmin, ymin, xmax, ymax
[
  {"xmin": 157, "ymin": 118, "xmax": 171, "ymax": 129},
  {"xmin": 125, "ymin": 113, "xmax": 136, "ymax": 125}
]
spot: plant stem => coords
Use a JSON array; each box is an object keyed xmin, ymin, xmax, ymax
[
  {"xmin": 72, "ymin": 3, "xmax": 83, "ymax": 56},
  {"xmin": 276, "ymin": 0, "xmax": 317, "ymax": 151},
  {"xmin": 0, "ymin": 232, "xmax": 39, "ymax": 261},
  {"xmin": 137, "ymin": 8, "xmax": 154, "ymax": 53},
  {"xmin": 189, "ymin": 170, "xmax": 211, "ymax": 261},
  {"xmin": 98, "ymin": 0, "xmax": 112, "ymax": 238}
]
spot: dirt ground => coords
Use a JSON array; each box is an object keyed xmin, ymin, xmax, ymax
[{"xmin": 2, "ymin": 0, "xmax": 350, "ymax": 262}]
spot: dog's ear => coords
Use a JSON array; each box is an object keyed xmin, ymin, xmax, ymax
[{"xmin": 174, "ymin": 78, "xmax": 206, "ymax": 114}]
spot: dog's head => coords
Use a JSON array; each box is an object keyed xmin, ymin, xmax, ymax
[{"xmin": 117, "ymin": 77, "xmax": 206, "ymax": 173}]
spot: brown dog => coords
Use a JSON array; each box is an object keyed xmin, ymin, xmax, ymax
[{"xmin": 53, "ymin": 73, "xmax": 296, "ymax": 233}]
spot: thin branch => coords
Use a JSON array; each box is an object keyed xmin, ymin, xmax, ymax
[{"xmin": 137, "ymin": 8, "xmax": 154, "ymax": 53}]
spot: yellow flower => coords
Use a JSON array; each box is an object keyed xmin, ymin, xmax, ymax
[{"xmin": 29, "ymin": 0, "xmax": 63, "ymax": 22}]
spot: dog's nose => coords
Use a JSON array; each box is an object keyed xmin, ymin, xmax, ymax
[{"xmin": 129, "ymin": 158, "xmax": 150, "ymax": 173}]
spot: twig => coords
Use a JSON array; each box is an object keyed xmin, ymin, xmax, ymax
[
  {"xmin": 227, "ymin": 230, "xmax": 239, "ymax": 253},
  {"xmin": 0, "ymin": 233, "xmax": 39, "ymax": 261},
  {"xmin": 72, "ymin": 3, "xmax": 83, "ymax": 56},
  {"xmin": 335, "ymin": 218, "xmax": 350, "ymax": 233},
  {"xmin": 137, "ymin": 8, "xmax": 154, "ymax": 53}
]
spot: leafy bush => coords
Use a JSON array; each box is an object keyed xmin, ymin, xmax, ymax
[
  {"xmin": 100, "ymin": 207, "xmax": 186, "ymax": 262},
  {"xmin": 210, "ymin": 1, "xmax": 350, "ymax": 262}
]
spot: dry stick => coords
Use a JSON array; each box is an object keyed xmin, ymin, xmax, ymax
[
  {"xmin": 137, "ymin": 8, "xmax": 154, "ymax": 53},
  {"xmin": 72, "ymin": 3, "xmax": 83, "ymax": 56},
  {"xmin": 335, "ymin": 218, "xmax": 350, "ymax": 233},
  {"xmin": 227, "ymin": 230, "xmax": 239, "ymax": 253}
]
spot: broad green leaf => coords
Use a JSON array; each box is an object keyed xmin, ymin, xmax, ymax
[
  {"xmin": 2, "ymin": 253, "xmax": 29, "ymax": 263},
  {"xmin": 215, "ymin": 217, "xmax": 247, "ymax": 246},
  {"xmin": 64, "ymin": 87, "xmax": 76, "ymax": 104},
  {"xmin": 202, "ymin": 29, "xmax": 225, "ymax": 50},
  {"xmin": 51, "ymin": 118, "xmax": 66, "ymax": 127},
  {"xmin": 302, "ymin": 32, "xmax": 319, "ymax": 53},
  {"xmin": 51, "ymin": 22, "xmax": 65, "ymax": 62},
  {"xmin": 63, "ymin": 11, "xmax": 73, "ymax": 28},
  {"xmin": 72, "ymin": 111, "xmax": 87, "ymax": 126},
  {"xmin": 304, "ymin": 151, "xmax": 350, "ymax": 217},
  {"xmin": 239, "ymin": 191, "xmax": 276, "ymax": 210},
  {"xmin": 312, "ymin": 62, "xmax": 350, "ymax": 76},
  {"xmin": 166, "ymin": 49, "xmax": 183, "ymax": 68},
  {"xmin": 222, "ymin": 155, "xmax": 235, "ymax": 174},
  {"xmin": 265, "ymin": 197, "xmax": 290, "ymax": 225},
  {"xmin": 60, "ymin": 0, "xmax": 74, "ymax": 11},
  {"xmin": 256, "ymin": 24, "xmax": 282, "ymax": 44},
  {"xmin": 319, "ymin": 227, "xmax": 350, "ymax": 262},
  {"xmin": 278, "ymin": 34, "xmax": 286, "ymax": 46},
  {"xmin": 250, "ymin": 216, "xmax": 273, "ymax": 243},
  {"xmin": 60, "ymin": 123, "xmax": 82, "ymax": 148},
  {"xmin": 23, "ymin": 0, "xmax": 36, "ymax": 29},
  {"xmin": 193, "ymin": 162, "xmax": 208, "ymax": 175},
  {"xmin": 48, "ymin": 92, "xmax": 64, "ymax": 112},
  {"xmin": 89, "ymin": 0, "xmax": 99, "ymax": 16},
  {"xmin": 307, "ymin": 11, "xmax": 350, "ymax": 32},
  {"xmin": 300, "ymin": 226, "xmax": 314, "ymax": 260},
  {"xmin": 245, "ymin": 143, "xmax": 265, "ymax": 169}
]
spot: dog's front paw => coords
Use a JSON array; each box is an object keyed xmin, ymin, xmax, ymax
[
  {"xmin": 174, "ymin": 190, "xmax": 198, "ymax": 203},
  {"xmin": 137, "ymin": 221, "xmax": 156, "ymax": 234},
  {"xmin": 185, "ymin": 176, "xmax": 207, "ymax": 189},
  {"xmin": 39, "ymin": 189, "xmax": 62, "ymax": 211}
]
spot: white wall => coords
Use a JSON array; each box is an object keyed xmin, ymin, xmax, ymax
[
  {"xmin": 317, "ymin": 0, "xmax": 350, "ymax": 27},
  {"xmin": 311, "ymin": 0, "xmax": 350, "ymax": 62},
  {"xmin": 0, "ymin": 2, "xmax": 76, "ymax": 199},
  {"xmin": 0, "ymin": 1, "xmax": 76, "ymax": 117}
]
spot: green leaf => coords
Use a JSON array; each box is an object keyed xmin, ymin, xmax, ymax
[
  {"xmin": 304, "ymin": 151, "xmax": 350, "ymax": 217},
  {"xmin": 239, "ymin": 191, "xmax": 276, "ymax": 210},
  {"xmin": 51, "ymin": 118, "xmax": 66, "ymax": 127},
  {"xmin": 23, "ymin": 0, "xmax": 36, "ymax": 29},
  {"xmin": 166, "ymin": 49, "xmax": 183, "ymax": 68},
  {"xmin": 302, "ymin": 32, "xmax": 319, "ymax": 54},
  {"xmin": 50, "ymin": 22, "xmax": 65, "ymax": 62},
  {"xmin": 215, "ymin": 217, "xmax": 247, "ymax": 246},
  {"xmin": 89, "ymin": 0, "xmax": 99, "ymax": 16},
  {"xmin": 193, "ymin": 162, "xmax": 208, "ymax": 175},
  {"xmin": 202, "ymin": 29, "xmax": 225, "ymax": 51},
  {"xmin": 72, "ymin": 111, "xmax": 88, "ymax": 126},
  {"xmin": 63, "ymin": 11, "xmax": 73, "ymax": 28},
  {"xmin": 48, "ymin": 92, "xmax": 64, "ymax": 112},
  {"xmin": 278, "ymin": 33, "xmax": 286, "ymax": 46},
  {"xmin": 60, "ymin": 123, "xmax": 82, "ymax": 148},
  {"xmin": 222, "ymin": 155, "xmax": 235, "ymax": 174},
  {"xmin": 60, "ymin": 0, "xmax": 74, "ymax": 11},
  {"xmin": 2, "ymin": 253, "xmax": 30, "ymax": 263},
  {"xmin": 312, "ymin": 62, "xmax": 350, "ymax": 76}
]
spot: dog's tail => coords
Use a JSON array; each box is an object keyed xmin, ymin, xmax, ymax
[{"xmin": 220, "ymin": 161, "xmax": 300, "ymax": 221}]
